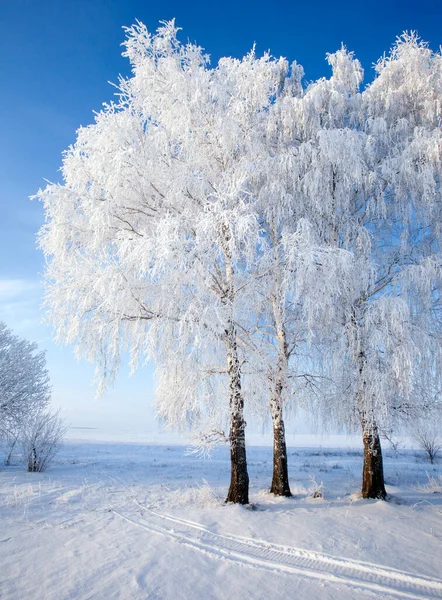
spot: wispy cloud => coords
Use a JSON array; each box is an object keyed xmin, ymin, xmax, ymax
[
  {"xmin": 0, "ymin": 278, "xmax": 40, "ymax": 301},
  {"xmin": 0, "ymin": 278, "xmax": 43, "ymax": 336}
]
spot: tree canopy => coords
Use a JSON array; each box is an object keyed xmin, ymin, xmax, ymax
[{"xmin": 0, "ymin": 322, "xmax": 51, "ymax": 436}]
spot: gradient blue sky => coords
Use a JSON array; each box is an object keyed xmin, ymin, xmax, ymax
[{"xmin": 0, "ymin": 0, "xmax": 440, "ymax": 436}]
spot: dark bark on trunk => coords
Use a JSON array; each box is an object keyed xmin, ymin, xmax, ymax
[
  {"xmin": 226, "ymin": 407, "xmax": 249, "ymax": 504},
  {"xmin": 270, "ymin": 409, "xmax": 291, "ymax": 496},
  {"xmin": 221, "ymin": 224, "xmax": 249, "ymax": 504},
  {"xmin": 354, "ymin": 326, "xmax": 386, "ymax": 501},
  {"xmin": 361, "ymin": 423, "xmax": 386, "ymax": 499},
  {"xmin": 269, "ymin": 297, "xmax": 292, "ymax": 497},
  {"xmin": 29, "ymin": 446, "xmax": 38, "ymax": 473},
  {"xmin": 225, "ymin": 332, "xmax": 249, "ymax": 504}
]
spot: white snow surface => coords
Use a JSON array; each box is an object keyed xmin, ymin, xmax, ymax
[{"xmin": 1, "ymin": 437, "xmax": 442, "ymax": 600}]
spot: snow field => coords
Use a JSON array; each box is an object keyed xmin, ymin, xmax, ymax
[{"xmin": 1, "ymin": 440, "xmax": 441, "ymax": 599}]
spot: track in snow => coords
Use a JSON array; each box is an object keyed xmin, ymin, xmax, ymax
[{"xmin": 113, "ymin": 503, "xmax": 442, "ymax": 600}]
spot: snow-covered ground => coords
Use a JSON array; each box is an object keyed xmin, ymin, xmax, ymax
[{"xmin": 1, "ymin": 436, "xmax": 441, "ymax": 599}]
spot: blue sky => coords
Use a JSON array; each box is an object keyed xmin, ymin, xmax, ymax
[{"xmin": 0, "ymin": 0, "xmax": 440, "ymax": 436}]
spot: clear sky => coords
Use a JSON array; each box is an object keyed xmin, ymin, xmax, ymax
[{"xmin": 0, "ymin": 0, "xmax": 440, "ymax": 436}]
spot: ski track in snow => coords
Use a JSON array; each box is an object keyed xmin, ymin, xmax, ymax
[{"xmin": 113, "ymin": 503, "xmax": 442, "ymax": 600}]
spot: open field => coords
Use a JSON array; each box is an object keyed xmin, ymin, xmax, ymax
[{"xmin": 1, "ymin": 438, "xmax": 441, "ymax": 599}]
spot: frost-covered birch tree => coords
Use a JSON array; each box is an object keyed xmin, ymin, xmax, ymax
[
  {"xmin": 249, "ymin": 77, "xmax": 355, "ymax": 495},
  {"xmin": 279, "ymin": 35, "xmax": 442, "ymax": 499},
  {"xmin": 0, "ymin": 322, "xmax": 51, "ymax": 436},
  {"xmin": 37, "ymin": 21, "xmax": 290, "ymax": 504}
]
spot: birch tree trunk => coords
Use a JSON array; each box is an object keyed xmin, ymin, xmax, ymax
[
  {"xmin": 225, "ymin": 324, "xmax": 249, "ymax": 504},
  {"xmin": 360, "ymin": 418, "xmax": 386, "ymax": 499},
  {"xmin": 357, "ymin": 348, "xmax": 386, "ymax": 500},
  {"xmin": 352, "ymin": 310, "xmax": 387, "ymax": 500},
  {"xmin": 269, "ymin": 308, "xmax": 292, "ymax": 496},
  {"xmin": 222, "ymin": 225, "xmax": 250, "ymax": 504},
  {"xmin": 270, "ymin": 392, "xmax": 291, "ymax": 496}
]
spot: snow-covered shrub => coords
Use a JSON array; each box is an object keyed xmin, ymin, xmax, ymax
[
  {"xmin": 413, "ymin": 424, "xmax": 441, "ymax": 464},
  {"xmin": 381, "ymin": 428, "xmax": 402, "ymax": 453},
  {"xmin": 21, "ymin": 409, "xmax": 66, "ymax": 472},
  {"xmin": 308, "ymin": 475, "xmax": 325, "ymax": 499},
  {"xmin": 0, "ymin": 321, "xmax": 51, "ymax": 464},
  {"xmin": 422, "ymin": 473, "xmax": 442, "ymax": 493}
]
